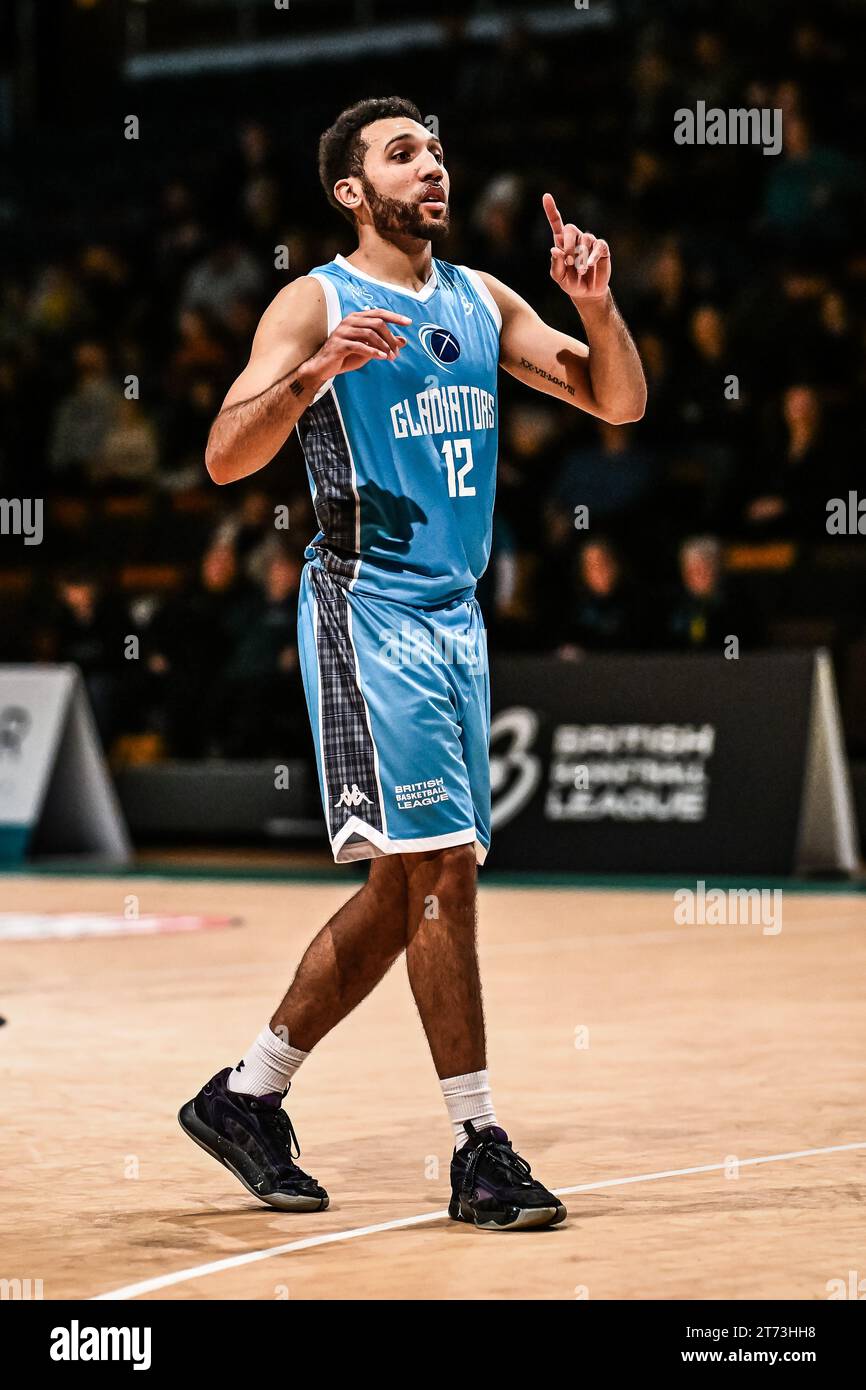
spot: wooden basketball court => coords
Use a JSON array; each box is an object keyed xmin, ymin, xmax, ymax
[{"xmin": 2, "ymin": 869, "xmax": 864, "ymax": 1300}]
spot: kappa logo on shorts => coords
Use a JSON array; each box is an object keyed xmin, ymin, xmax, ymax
[{"xmin": 334, "ymin": 783, "xmax": 373, "ymax": 808}]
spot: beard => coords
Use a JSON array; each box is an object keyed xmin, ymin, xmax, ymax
[{"xmin": 359, "ymin": 173, "xmax": 450, "ymax": 243}]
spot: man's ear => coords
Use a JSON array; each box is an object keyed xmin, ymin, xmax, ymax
[{"xmin": 334, "ymin": 177, "xmax": 361, "ymax": 214}]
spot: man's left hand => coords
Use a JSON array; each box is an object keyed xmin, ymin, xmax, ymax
[{"xmin": 543, "ymin": 192, "xmax": 611, "ymax": 302}]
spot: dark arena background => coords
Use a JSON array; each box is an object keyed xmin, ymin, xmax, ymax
[{"xmin": 1, "ymin": 0, "xmax": 865, "ymax": 1346}]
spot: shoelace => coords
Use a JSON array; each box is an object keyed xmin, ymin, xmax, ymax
[
  {"xmin": 250, "ymin": 1101, "xmax": 302, "ymax": 1165},
  {"xmin": 461, "ymin": 1134, "xmax": 533, "ymax": 1197}
]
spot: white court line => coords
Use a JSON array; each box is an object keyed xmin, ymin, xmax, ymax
[{"xmin": 92, "ymin": 1140, "xmax": 866, "ymax": 1301}]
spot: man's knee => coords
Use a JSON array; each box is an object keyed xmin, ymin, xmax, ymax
[
  {"xmin": 367, "ymin": 853, "xmax": 407, "ymax": 888},
  {"xmin": 401, "ymin": 842, "xmax": 477, "ymax": 892}
]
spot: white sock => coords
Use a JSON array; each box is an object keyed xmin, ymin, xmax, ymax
[
  {"xmin": 440, "ymin": 1069, "xmax": 498, "ymax": 1150},
  {"xmin": 227, "ymin": 1026, "xmax": 308, "ymax": 1097}
]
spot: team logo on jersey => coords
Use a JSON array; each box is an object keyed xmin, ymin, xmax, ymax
[
  {"xmin": 334, "ymin": 783, "xmax": 373, "ymax": 808},
  {"xmin": 418, "ymin": 323, "xmax": 461, "ymax": 370}
]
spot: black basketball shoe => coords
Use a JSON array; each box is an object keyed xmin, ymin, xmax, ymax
[
  {"xmin": 449, "ymin": 1120, "xmax": 567, "ymax": 1230},
  {"xmin": 178, "ymin": 1067, "xmax": 329, "ymax": 1211}
]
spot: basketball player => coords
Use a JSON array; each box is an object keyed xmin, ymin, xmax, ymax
[{"xmin": 179, "ymin": 97, "xmax": 645, "ymax": 1230}]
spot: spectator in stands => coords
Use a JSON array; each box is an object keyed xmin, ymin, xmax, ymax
[
  {"xmin": 556, "ymin": 537, "xmax": 642, "ymax": 656},
  {"xmin": 181, "ymin": 237, "xmax": 265, "ymax": 329},
  {"xmin": 673, "ymin": 304, "xmax": 745, "ymax": 523},
  {"xmin": 212, "ymin": 487, "xmax": 279, "ymax": 584},
  {"xmin": 235, "ymin": 121, "xmax": 283, "ymax": 243},
  {"xmin": 636, "ymin": 236, "xmax": 688, "ymax": 341},
  {"xmin": 679, "ymin": 306, "xmax": 737, "ymax": 442},
  {"xmin": 25, "ymin": 262, "xmax": 83, "ymax": 340},
  {"xmin": 739, "ymin": 384, "xmax": 841, "ymax": 538},
  {"xmin": 96, "ymin": 396, "xmax": 159, "ymax": 488},
  {"xmin": 663, "ymin": 536, "xmax": 756, "ymax": 651},
  {"xmin": 497, "ymin": 402, "xmax": 560, "ymax": 550},
  {"xmin": 763, "ymin": 113, "xmax": 863, "ymax": 250},
  {"xmin": 470, "ymin": 174, "xmax": 529, "ymax": 296},
  {"xmin": 683, "ymin": 29, "xmax": 742, "ymax": 110},
  {"xmin": 211, "ymin": 545, "xmax": 307, "ymax": 756},
  {"xmin": 40, "ymin": 569, "xmax": 127, "ymax": 745},
  {"xmin": 547, "ymin": 419, "xmax": 654, "ymax": 543},
  {"xmin": 153, "ymin": 180, "xmax": 207, "ymax": 292},
  {"xmin": 789, "ymin": 22, "xmax": 846, "ymax": 118},
  {"xmin": 630, "ymin": 47, "xmax": 676, "ymax": 146},
  {"xmin": 147, "ymin": 540, "xmax": 257, "ymax": 756},
  {"xmin": 167, "ymin": 307, "xmax": 229, "ymax": 391},
  {"xmin": 77, "ymin": 245, "xmax": 130, "ymax": 337},
  {"xmin": 624, "ymin": 148, "xmax": 672, "ymax": 235},
  {"xmin": 48, "ymin": 341, "xmax": 123, "ymax": 486}
]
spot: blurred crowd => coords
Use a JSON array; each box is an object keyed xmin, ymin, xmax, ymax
[{"xmin": 2, "ymin": 4, "xmax": 866, "ymax": 758}]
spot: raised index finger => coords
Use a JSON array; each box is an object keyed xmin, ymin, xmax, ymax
[{"xmin": 542, "ymin": 192, "xmax": 565, "ymax": 248}]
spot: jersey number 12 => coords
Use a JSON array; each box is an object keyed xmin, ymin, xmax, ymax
[{"xmin": 441, "ymin": 438, "xmax": 476, "ymax": 497}]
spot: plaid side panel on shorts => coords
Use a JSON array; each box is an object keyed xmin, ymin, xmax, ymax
[
  {"xmin": 309, "ymin": 564, "xmax": 385, "ymax": 843},
  {"xmin": 297, "ymin": 390, "xmax": 358, "ymax": 579}
]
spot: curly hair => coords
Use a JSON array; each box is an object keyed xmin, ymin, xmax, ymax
[{"xmin": 318, "ymin": 96, "xmax": 424, "ymax": 226}]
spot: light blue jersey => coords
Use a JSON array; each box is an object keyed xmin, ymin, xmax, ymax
[{"xmin": 298, "ymin": 253, "xmax": 501, "ymax": 609}]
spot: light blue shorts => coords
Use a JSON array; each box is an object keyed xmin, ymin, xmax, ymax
[{"xmin": 296, "ymin": 560, "xmax": 491, "ymax": 865}]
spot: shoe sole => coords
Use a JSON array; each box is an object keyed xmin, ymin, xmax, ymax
[
  {"xmin": 178, "ymin": 1100, "xmax": 329, "ymax": 1212},
  {"xmin": 448, "ymin": 1197, "xmax": 567, "ymax": 1230}
]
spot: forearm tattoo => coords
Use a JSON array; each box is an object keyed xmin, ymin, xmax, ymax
[
  {"xmin": 220, "ymin": 361, "xmax": 309, "ymax": 419},
  {"xmin": 519, "ymin": 357, "xmax": 575, "ymax": 396}
]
